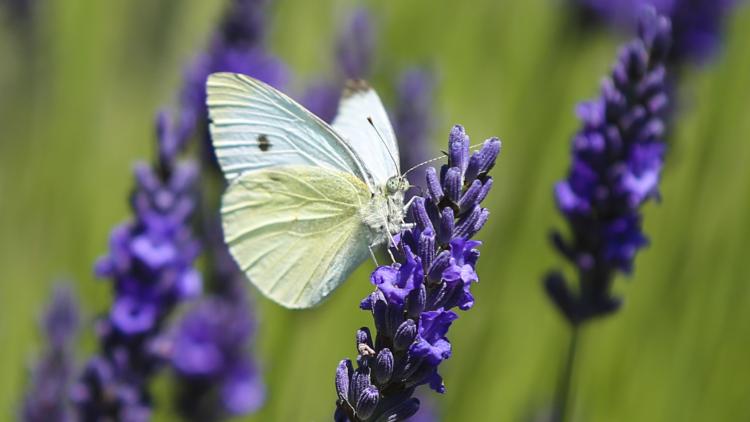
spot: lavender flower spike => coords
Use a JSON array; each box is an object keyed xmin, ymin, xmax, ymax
[
  {"xmin": 72, "ymin": 111, "xmax": 201, "ymax": 421},
  {"xmin": 20, "ymin": 283, "xmax": 79, "ymax": 422},
  {"xmin": 334, "ymin": 126, "xmax": 501, "ymax": 421},
  {"xmin": 545, "ymin": 9, "xmax": 672, "ymax": 325}
]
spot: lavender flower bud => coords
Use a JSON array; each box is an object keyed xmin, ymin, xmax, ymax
[
  {"xmin": 447, "ymin": 125, "xmax": 470, "ymax": 175},
  {"xmin": 427, "ymin": 250, "xmax": 451, "ymax": 283},
  {"xmin": 425, "ymin": 167, "xmax": 444, "ymax": 204},
  {"xmin": 465, "ymin": 137, "xmax": 501, "ymax": 182},
  {"xmin": 443, "ymin": 168, "xmax": 462, "ymax": 204},
  {"xmin": 458, "ymin": 179, "xmax": 482, "ymax": 214},
  {"xmin": 349, "ymin": 366, "xmax": 372, "ymax": 406},
  {"xmin": 410, "ymin": 197, "xmax": 433, "ymax": 231},
  {"xmin": 417, "ymin": 228, "xmax": 436, "ymax": 270},
  {"xmin": 373, "ymin": 348, "xmax": 394, "ymax": 385},
  {"xmin": 454, "ymin": 206, "xmax": 481, "ymax": 239},
  {"xmin": 438, "ymin": 208, "xmax": 455, "ymax": 245},
  {"xmin": 336, "ymin": 359, "xmax": 354, "ymax": 402},
  {"xmin": 405, "ymin": 285, "xmax": 427, "ymax": 320},
  {"xmin": 476, "ymin": 178, "xmax": 493, "ymax": 205},
  {"xmin": 355, "ymin": 387, "xmax": 380, "ymax": 420},
  {"xmin": 393, "ymin": 319, "xmax": 418, "ymax": 351}
]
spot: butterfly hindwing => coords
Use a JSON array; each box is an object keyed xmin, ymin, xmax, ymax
[
  {"xmin": 221, "ymin": 165, "xmax": 374, "ymax": 308},
  {"xmin": 332, "ymin": 80, "xmax": 400, "ymax": 186}
]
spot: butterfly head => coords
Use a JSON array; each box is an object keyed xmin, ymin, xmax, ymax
[{"xmin": 386, "ymin": 175, "xmax": 409, "ymax": 195}]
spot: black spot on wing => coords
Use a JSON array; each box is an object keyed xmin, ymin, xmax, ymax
[{"xmin": 258, "ymin": 134, "xmax": 271, "ymax": 152}]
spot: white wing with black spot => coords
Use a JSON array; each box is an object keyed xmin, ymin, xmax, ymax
[{"xmin": 207, "ymin": 73, "xmax": 373, "ymax": 188}]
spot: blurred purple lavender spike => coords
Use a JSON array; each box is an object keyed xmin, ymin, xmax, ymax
[
  {"xmin": 573, "ymin": 0, "xmax": 738, "ymax": 64},
  {"xmin": 334, "ymin": 126, "xmax": 501, "ymax": 421},
  {"xmin": 71, "ymin": 111, "xmax": 202, "ymax": 421},
  {"xmin": 20, "ymin": 283, "xmax": 79, "ymax": 422},
  {"xmin": 545, "ymin": 9, "xmax": 672, "ymax": 325}
]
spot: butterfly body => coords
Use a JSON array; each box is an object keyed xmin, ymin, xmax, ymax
[{"xmin": 208, "ymin": 73, "xmax": 407, "ymax": 308}]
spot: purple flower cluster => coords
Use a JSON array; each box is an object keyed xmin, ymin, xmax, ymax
[
  {"xmin": 71, "ymin": 112, "xmax": 201, "ymax": 421},
  {"xmin": 334, "ymin": 126, "xmax": 501, "ymax": 421},
  {"xmin": 20, "ymin": 283, "xmax": 79, "ymax": 422},
  {"xmin": 545, "ymin": 10, "xmax": 672, "ymax": 325},
  {"xmin": 573, "ymin": 0, "xmax": 737, "ymax": 63}
]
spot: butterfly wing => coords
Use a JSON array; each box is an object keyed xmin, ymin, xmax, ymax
[
  {"xmin": 208, "ymin": 73, "xmax": 373, "ymax": 188},
  {"xmin": 221, "ymin": 165, "xmax": 374, "ymax": 308},
  {"xmin": 332, "ymin": 80, "xmax": 400, "ymax": 185}
]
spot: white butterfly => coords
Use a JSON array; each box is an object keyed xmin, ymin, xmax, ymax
[{"xmin": 207, "ymin": 73, "xmax": 410, "ymax": 309}]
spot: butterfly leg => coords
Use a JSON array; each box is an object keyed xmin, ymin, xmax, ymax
[
  {"xmin": 402, "ymin": 195, "xmax": 417, "ymax": 213},
  {"xmin": 368, "ymin": 243, "xmax": 380, "ymax": 267}
]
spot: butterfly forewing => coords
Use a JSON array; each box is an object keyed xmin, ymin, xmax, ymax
[{"xmin": 208, "ymin": 73, "xmax": 373, "ymax": 188}]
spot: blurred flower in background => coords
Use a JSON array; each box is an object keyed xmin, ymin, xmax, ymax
[
  {"xmin": 545, "ymin": 8, "xmax": 672, "ymax": 422},
  {"xmin": 20, "ymin": 283, "xmax": 79, "ymax": 422},
  {"xmin": 71, "ymin": 112, "xmax": 202, "ymax": 421},
  {"xmin": 157, "ymin": 287, "xmax": 264, "ymax": 420},
  {"xmin": 572, "ymin": 0, "xmax": 739, "ymax": 64},
  {"xmin": 334, "ymin": 127, "xmax": 501, "ymax": 421},
  {"xmin": 546, "ymin": 8, "xmax": 672, "ymax": 325}
]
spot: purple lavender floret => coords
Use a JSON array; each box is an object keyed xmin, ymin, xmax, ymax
[
  {"xmin": 72, "ymin": 111, "xmax": 201, "ymax": 421},
  {"xmin": 573, "ymin": 0, "xmax": 737, "ymax": 63},
  {"xmin": 334, "ymin": 126, "xmax": 501, "ymax": 421},
  {"xmin": 545, "ymin": 10, "xmax": 672, "ymax": 325},
  {"xmin": 20, "ymin": 283, "xmax": 79, "ymax": 422}
]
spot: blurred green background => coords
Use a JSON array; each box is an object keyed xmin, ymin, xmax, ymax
[{"xmin": 1, "ymin": 0, "xmax": 750, "ymax": 420}]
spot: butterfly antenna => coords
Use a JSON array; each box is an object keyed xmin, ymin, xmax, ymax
[
  {"xmin": 401, "ymin": 143, "xmax": 488, "ymax": 178},
  {"xmin": 367, "ymin": 117, "xmax": 400, "ymax": 172}
]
